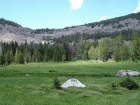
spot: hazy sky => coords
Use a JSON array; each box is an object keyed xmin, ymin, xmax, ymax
[{"xmin": 0, "ymin": 0, "xmax": 140, "ymax": 29}]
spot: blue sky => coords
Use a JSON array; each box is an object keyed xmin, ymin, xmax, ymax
[{"xmin": 0, "ymin": 0, "xmax": 140, "ymax": 29}]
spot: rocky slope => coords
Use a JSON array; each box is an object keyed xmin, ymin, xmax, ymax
[{"xmin": 0, "ymin": 12, "xmax": 140, "ymax": 43}]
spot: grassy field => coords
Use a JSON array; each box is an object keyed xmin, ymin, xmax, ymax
[{"xmin": 0, "ymin": 61, "xmax": 140, "ymax": 105}]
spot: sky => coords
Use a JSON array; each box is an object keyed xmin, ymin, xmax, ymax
[{"xmin": 0, "ymin": 0, "xmax": 140, "ymax": 29}]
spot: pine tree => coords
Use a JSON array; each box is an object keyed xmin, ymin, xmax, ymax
[
  {"xmin": 0, "ymin": 53, "xmax": 5, "ymax": 65},
  {"xmin": 62, "ymin": 40, "xmax": 71, "ymax": 61},
  {"xmin": 9, "ymin": 49, "xmax": 14, "ymax": 63},
  {"xmin": 62, "ymin": 50, "xmax": 66, "ymax": 62},
  {"xmin": 32, "ymin": 52, "xmax": 36, "ymax": 62},
  {"xmin": 15, "ymin": 48, "xmax": 19, "ymax": 63},
  {"xmin": 24, "ymin": 49, "xmax": 29, "ymax": 63},
  {"xmin": 44, "ymin": 43, "xmax": 50, "ymax": 62},
  {"xmin": 53, "ymin": 48, "xmax": 56, "ymax": 61},
  {"xmin": 18, "ymin": 51, "xmax": 24, "ymax": 64},
  {"xmin": 5, "ymin": 50, "xmax": 10, "ymax": 65}
]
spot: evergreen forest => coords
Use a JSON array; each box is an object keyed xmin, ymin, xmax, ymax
[{"xmin": 0, "ymin": 33, "xmax": 140, "ymax": 65}]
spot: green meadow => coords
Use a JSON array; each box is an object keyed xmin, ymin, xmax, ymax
[{"xmin": 0, "ymin": 61, "xmax": 140, "ymax": 105}]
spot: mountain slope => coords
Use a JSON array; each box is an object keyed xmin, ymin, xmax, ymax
[
  {"xmin": 0, "ymin": 18, "xmax": 33, "ymax": 43},
  {"xmin": 0, "ymin": 12, "xmax": 140, "ymax": 43}
]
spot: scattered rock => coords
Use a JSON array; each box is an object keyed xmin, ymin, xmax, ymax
[
  {"xmin": 116, "ymin": 70, "xmax": 140, "ymax": 77},
  {"xmin": 26, "ymin": 74, "xmax": 30, "ymax": 77}
]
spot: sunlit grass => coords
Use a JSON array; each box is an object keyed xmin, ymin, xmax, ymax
[{"xmin": 0, "ymin": 61, "xmax": 140, "ymax": 105}]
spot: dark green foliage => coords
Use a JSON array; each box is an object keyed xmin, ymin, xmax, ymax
[
  {"xmin": 53, "ymin": 44, "xmax": 63, "ymax": 62},
  {"xmin": 5, "ymin": 50, "xmax": 10, "ymax": 65},
  {"xmin": 14, "ymin": 48, "xmax": 18, "ymax": 63},
  {"xmin": 119, "ymin": 74, "xmax": 139, "ymax": 90},
  {"xmin": 117, "ymin": 24, "xmax": 124, "ymax": 29},
  {"xmin": 0, "ymin": 31, "xmax": 140, "ymax": 65},
  {"xmin": 112, "ymin": 83, "xmax": 117, "ymax": 90},
  {"xmin": 18, "ymin": 52, "xmax": 24, "ymax": 64},
  {"xmin": 62, "ymin": 40, "xmax": 71, "ymax": 61},
  {"xmin": 53, "ymin": 77, "xmax": 61, "ymax": 89},
  {"xmin": 0, "ymin": 18, "xmax": 20, "ymax": 27},
  {"xmin": 0, "ymin": 40, "xmax": 73, "ymax": 65},
  {"xmin": 0, "ymin": 53, "xmax": 5, "ymax": 65}
]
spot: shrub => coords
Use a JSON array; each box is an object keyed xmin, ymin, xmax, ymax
[
  {"xmin": 112, "ymin": 83, "xmax": 117, "ymax": 90},
  {"xmin": 119, "ymin": 74, "xmax": 139, "ymax": 90},
  {"xmin": 53, "ymin": 77, "xmax": 61, "ymax": 89}
]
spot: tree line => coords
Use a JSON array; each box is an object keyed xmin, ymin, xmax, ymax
[
  {"xmin": 0, "ymin": 33, "xmax": 140, "ymax": 65},
  {"xmin": 0, "ymin": 40, "xmax": 72, "ymax": 65}
]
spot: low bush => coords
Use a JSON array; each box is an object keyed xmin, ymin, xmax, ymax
[
  {"xmin": 53, "ymin": 77, "xmax": 61, "ymax": 89},
  {"xmin": 119, "ymin": 74, "xmax": 139, "ymax": 90}
]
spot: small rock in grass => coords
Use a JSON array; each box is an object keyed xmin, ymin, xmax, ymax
[{"xmin": 26, "ymin": 74, "xmax": 30, "ymax": 76}]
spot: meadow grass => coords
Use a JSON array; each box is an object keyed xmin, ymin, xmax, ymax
[
  {"xmin": 0, "ymin": 61, "xmax": 140, "ymax": 105},
  {"xmin": 0, "ymin": 61, "xmax": 140, "ymax": 76}
]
